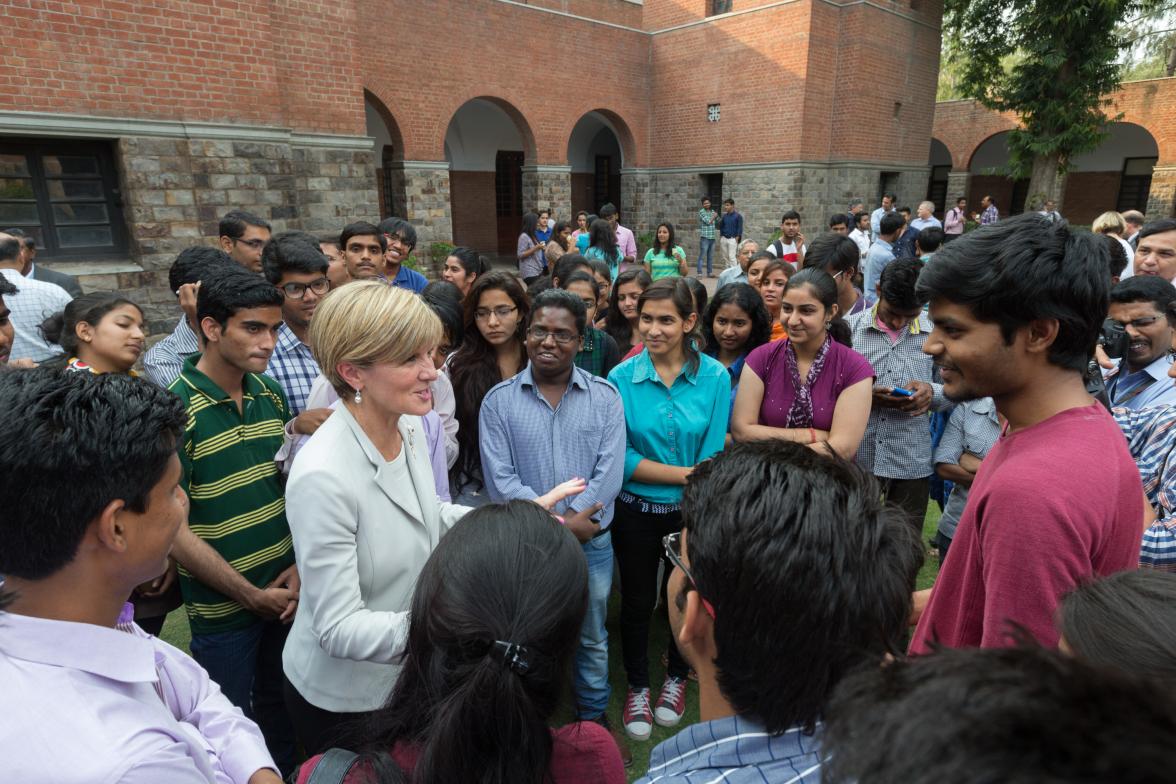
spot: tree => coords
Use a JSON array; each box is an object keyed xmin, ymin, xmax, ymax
[{"xmin": 943, "ymin": 0, "xmax": 1165, "ymax": 213}]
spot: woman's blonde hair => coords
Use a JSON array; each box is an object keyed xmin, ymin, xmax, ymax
[
  {"xmin": 1092, "ymin": 211, "xmax": 1126, "ymax": 236},
  {"xmin": 310, "ymin": 280, "xmax": 442, "ymax": 396}
]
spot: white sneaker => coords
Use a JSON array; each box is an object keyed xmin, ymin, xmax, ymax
[
  {"xmin": 654, "ymin": 675, "xmax": 687, "ymax": 727},
  {"xmin": 623, "ymin": 687, "xmax": 653, "ymax": 740}
]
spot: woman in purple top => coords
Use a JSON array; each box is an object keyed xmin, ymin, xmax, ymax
[{"xmin": 732, "ymin": 267, "xmax": 874, "ymax": 458}]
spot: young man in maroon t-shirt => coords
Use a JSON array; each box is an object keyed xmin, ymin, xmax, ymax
[{"xmin": 909, "ymin": 214, "xmax": 1145, "ymax": 652}]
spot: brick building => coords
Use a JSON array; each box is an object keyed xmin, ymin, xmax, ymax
[{"xmin": 0, "ymin": 0, "xmax": 946, "ymax": 324}]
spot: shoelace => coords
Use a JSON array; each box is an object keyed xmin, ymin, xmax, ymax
[
  {"xmin": 626, "ymin": 689, "xmax": 651, "ymax": 717},
  {"xmin": 660, "ymin": 678, "xmax": 686, "ymax": 706}
]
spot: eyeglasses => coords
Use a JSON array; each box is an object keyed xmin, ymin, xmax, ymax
[
  {"xmin": 475, "ymin": 306, "xmax": 518, "ymax": 322},
  {"xmin": 527, "ymin": 326, "xmax": 579, "ymax": 345},
  {"xmin": 233, "ymin": 238, "xmax": 267, "ymax": 250},
  {"xmin": 662, "ymin": 532, "xmax": 715, "ymax": 619},
  {"xmin": 384, "ymin": 233, "xmax": 412, "ymax": 248},
  {"xmin": 279, "ymin": 278, "xmax": 330, "ymax": 300}
]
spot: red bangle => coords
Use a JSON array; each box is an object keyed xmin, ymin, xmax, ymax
[{"xmin": 809, "ymin": 428, "xmax": 816, "ymax": 444}]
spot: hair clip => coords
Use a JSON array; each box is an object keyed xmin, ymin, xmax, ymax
[{"xmin": 491, "ymin": 639, "xmax": 532, "ymax": 676}]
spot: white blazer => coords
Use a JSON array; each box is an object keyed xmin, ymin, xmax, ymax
[{"xmin": 282, "ymin": 403, "xmax": 470, "ymax": 712}]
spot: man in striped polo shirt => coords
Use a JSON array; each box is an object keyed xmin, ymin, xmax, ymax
[{"xmin": 170, "ymin": 265, "xmax": 298, "ymax": 776}]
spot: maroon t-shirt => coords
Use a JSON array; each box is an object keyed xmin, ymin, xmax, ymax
[
  {"xmin": 297, "ymin": 722, "xmax": 625, "ymax": 784},
  {"xmin": 910, "ymin": 403, "xmax": 1143, "ymax": 652},
  {"xmin": 744, "ymin": 338, "xmax": 874, "ymax": 431}
]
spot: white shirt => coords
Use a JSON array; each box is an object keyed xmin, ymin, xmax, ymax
[
  {"xmin": 0, "ymin": 267, "xmax": 72, "ymax": 362},
  {"xmin": 1115, "ymin": 235, "xmax": 1137, "ymax": 279},
  {"xmin": 849, "ymin": 228, "xmax": 872, "ymax": 260}
]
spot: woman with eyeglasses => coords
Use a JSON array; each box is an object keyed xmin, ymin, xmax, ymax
[
  {"xmin": 606, "ymin": 278, "xmax": 729, "ymax": 743},
  {"xmin": 446, "ymin": 271, "xmax": 531, "ymax": 506}
]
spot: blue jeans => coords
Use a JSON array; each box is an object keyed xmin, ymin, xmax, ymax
[
  {"xmin": 575, "ymin": 530, "xmax": 613, "ymax": 719},
  {"xmin": 190, "ymin": 619, "xmax": 296, "ymax": 776},
  {"xmin": 697, "ymin": 236, "xmax": 715, "ymax": 275}
]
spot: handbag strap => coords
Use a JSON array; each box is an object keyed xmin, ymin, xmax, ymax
[{"xmin": 300, "ymin": 748, "xmax": 360, "ymax": 784}]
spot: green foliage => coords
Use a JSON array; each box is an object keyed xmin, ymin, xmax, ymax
[{"xmin": 943, "ymin": 0, "xmax": 1164, "ymax": 179}]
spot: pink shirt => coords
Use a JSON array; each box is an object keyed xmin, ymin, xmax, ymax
[
  {"xmin": 911, "ymin": 404, "xmax": 1143, "ymax": 652},
  {"xmin": 616, "ymin": 224, "xmax": 637, "ymax": 260},
  {"xmin": 744, "ymin": 339, "xmax": 874, "ymax": 432}
]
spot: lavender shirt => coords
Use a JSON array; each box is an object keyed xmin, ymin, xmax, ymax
[
  {"xmin": 744, "ymin": 339, "xmax": 874, "ymax": 431},
  {"xmin": 0, "ymin": 605, "xmax": 275, "ymax": 783}
]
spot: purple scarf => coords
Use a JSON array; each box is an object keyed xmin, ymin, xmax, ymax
[{"xmin": 784, "ymin": 336, "xmax": 832, "ymax": 428}]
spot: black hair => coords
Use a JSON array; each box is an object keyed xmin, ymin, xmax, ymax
[
  {"xmin": 41, "ymin": 292, "xmax": 143, "ymax": 359},
  {"xmin": 218, "ymin": 209, "xmax": 270, "ymax": 239},
  {"xmin": 0, "ymin": 369, "xmax": 187, "ymax": 580},
  {"xmin": 195, "ymin": 265, "xmax": 284, "ymax": 343},
  {"xmin": 749, "ymin": 249, "xmax": 775, "ymax": 265},
  {"xmin": 359, "ymin": 501, "xmax": 587, "ymax": 784},
  {"xmin": 780, "ymin": 209, "xmax": 801, "ymax": 224},
  {"xmin": 638, "ymin": 277, "xmax": 702, "ymax": 373},
  {"xmin": 339, "ymin": 221, "xmax": 387, "ymax": 252},
  {"xmin": 916, "ymin": 226, "xmax": 944, "ymax": 254},
  {"xmin": 651, "ymin": 222, "xmax": 678, "ymax": 258},
  {"xmin": 377, "ymin": 217, "xmax": 418, "ymax": 251},
  {"xmin": 318, "ymin": 234, "xmax": 340, "ymax": 248},
  {"xmin": 879, "ymin": 212, "xmax": 905, "ymax": 236},
  {"xmin": 551, "ymin": 253, "xmax": 591, "ymax": 289},
  {"xmin": 529, "ymin": 287, "xmax": 587, "ymax": 337},
  {"xmin": 700, "ymin": 196, "xmax": 711, "ymax": 204},
  {"xmin": 701, "ymin": 282, "xmax": 771, "ymax": 358},
  {"xmin": 584, "ymin": 257, "xmax": 611, "ymax": 285},
  {"xmin": 448, "ymin": 271, "xmax": 530, "ymax": 492},
  {"xmin": 1110, "ymin": 274, "xmax": 1176, "ymax": 314},
  {"xmin": 785, "ymin": 267, "xmax": 852, "ymax": 346},
  {"xmin": 681, "ymin": 441, "xmax": 922, "ymax": 733},
  {"xmin": 2, "ymin": 228, "xmax": 33, "ymax": 251},
  {"xmin": 804, "ymin": 234, "xmax": 859, "ymax": 274},
  {"xmin": 828, "ymin": 213, "xmax": 848, "ymax": 228},
  {"xmin": 916, "ymin": 213, "xmax": 1110, "ymax": 373},
  {"xmin": 956, "ymin": 196, "xmax": 967, "ymax": 204},
  {"xmin": 548, "ymin": 220, "xmax": 571, "ymax": 251},
  {"xmin": 260, "ymin": 232, "xmax": 328, "ymax": 285},
  {"xmin": 0, "ymin": 236, "xmax": 21, "ymax": 264},
  {"xmin": 982, "ymin": 194, "xmax": 995, "ymax": 204},
  {"xmin": 683, "ymin": 275, "xmax": 708, "ymax": 315},
  {"xmin": 0, "ymin": 274, "xmax": 16, "ymax": 297},
  {"xmin": 587, "ymin": 219, "xmax": 618, "ymax": 262},
  {"xmin": 882, "ymin": 191, "xmax": 897, "ymax": 202},
  {"xmin": 519, "ymin": 212, "xmax": 540, "ymax": 245},
  {"xmin": 1058, "ymin": 570, "xmax": 1176, "ymax": 685},
  {"xmin": 855, "ymin": 211, "xmax": 870, "ymax": 226},
  {"xmin": 420, "ymin": 281, "xmax": 465, "ymax": 349},
  {"xmin": 899, "ymin": 206, "xmax": 912, "ymax": 216},
  {"xmin": 1139, "ymin": 218, "xmax": 1176, "ymax": 244},
  {"xmin": 560, "ymin": 270, "xmax": 600, "ymax": 301},
  {"xmin": 1102, "ymin": 234, "xmax": 1130, "ymax": 279},
  {"xmin": 821, "ymin": 645, "xmax": 1176, "ymax": 784},
  {"xmin": 598, "ymin": 202, "xmax": 618, "ymax": 220},
  {"xmin": 604, "ymin": 267, "xmax": 651, "ymax": 351},
  {"xmin": 168, "ymin": 245, "xmax": 233, "ymax": 294},
  {"xmin": 447, "ymin": 247, "xmax": 491, "ymax": 282},
  {"xmin": 877, "ymin": 257, "xmax": 926, "ymax": 311},
  {"xmin": 723, "ymin": 198, "xmax": 734, "ymax": 206}
]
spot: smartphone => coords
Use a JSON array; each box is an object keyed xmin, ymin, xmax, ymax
[{"xmin": 889, "ymin": 387, "xmax": 914, "ymax": 397}]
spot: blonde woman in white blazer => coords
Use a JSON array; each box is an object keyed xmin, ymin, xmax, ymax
[{"xmin": 281, "ymin": 281, "xmax": 583, "ymax": 754}]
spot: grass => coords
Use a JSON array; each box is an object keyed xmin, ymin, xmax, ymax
[{"xmin": 161, "ymin": 503, "xmax": 943, "ymax": 782}]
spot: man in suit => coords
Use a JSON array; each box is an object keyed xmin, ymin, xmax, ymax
[{"xmin": 3, "ymin": 228, "xmax": 82, "ymax": 298}]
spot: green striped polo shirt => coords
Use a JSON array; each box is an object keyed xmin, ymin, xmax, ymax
[{"xmin": 169, "ymin": 355, "xmax": 294, "ymax": 635}]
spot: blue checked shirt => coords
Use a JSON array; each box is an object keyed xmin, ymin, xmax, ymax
[
  {"xmin": 265, "ymin": 323, "xmax": 320, "ymax": 417},
  {"xmin": 847, "ymin": 307, "xmax": 950, "ymax": 479},
  {"xmin": 637, "ymin": 716, "xmax": 822, "ymax": 784},
  {"xmin": 933, "ymin": 397, "xmax": 1001, "ymax": 539},
  {"xmin": 479, "ymin": 364, "xmax": 625, "ymax": 530},
  {"xmin": 143, "ymin": 316, "xmax": 201, "ymax": 388},
  {"xmin": 1114, "ymin": 405, "xmax": 1176, "ymax": 570}
]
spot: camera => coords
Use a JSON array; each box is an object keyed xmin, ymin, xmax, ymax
[{"xmin": 1099, "ymin": 318, "xmax": 1129, "ymax": 360}]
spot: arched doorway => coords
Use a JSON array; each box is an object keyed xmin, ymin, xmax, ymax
[
  {"xmin": 364, "ymin": 90, "xmax": 406, "ymax": 220},
  {"xmin": 445, "ymin": 98, "xmax": 535, "ymax": 254},
  {"xmin": 926, "ymin": 138, "xmax": 953, "ymax": 217},
  {"xmin": 567, "ymin": 111, "xmax": 633, "ymax": 217}
]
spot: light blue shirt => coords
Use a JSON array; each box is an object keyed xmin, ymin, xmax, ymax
[
  {"xmin": 862, "ymin": 238, "xmax": 895, "ymax": 306},
  {"xmin": 910, "ymin": 216, "xmax": 942, "ymax": 232},
  {"xmin": 716, "ymin": 265, "xmax": 748, "ymax": 290},
  {"xmin": 637, "ymin": 715, "xmax": 821, "ymax": 784},
  {"xmin": 870, "ymin": 205, "xmax": 892, "ymax": 238},
  {"xmin": 1106, "ymin": 354, "xmax": 1176, "ymax": 410},
  {"xmin": 479, "ymin": 364, "xmax": 625, "ymax": 529},
  {"xmin": 607, "ymin": 350, "xmax": 729, "ymax": 504}
]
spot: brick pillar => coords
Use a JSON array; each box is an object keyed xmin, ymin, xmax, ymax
[
  {"xmin": 945, "ymin": 171, "xmax": 971, "ymax": 205},
  {"xmin": 522, "ymin": 165, "xmax": 572, "ymax": 223},
  {"xmin": 1146, "ymin": 165, "xmax": 1176, "ymax": 220},
  {"xmin": 398, "ymin": 161, "xmax": 453, "ymax": 245}
]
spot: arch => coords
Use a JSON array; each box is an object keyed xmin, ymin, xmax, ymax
[
  {"xmin": 364, "ymin": 89, "xmax": 406, "ymax": 219},
  {"xmin": 364, "ymin": 88, "xmax": 405, "ymax": 160},
  {"xmin": 968, "ymin": 131, "xmax": 1012, "ymax": 174},
  {"xmin": 566, "ymin": 108, "xmax": 638, "ymax": 169},
  {"xmin": 567, "ymin": 110, "xmax": 635, "ymax": 215},
  {"xmin": 440, "ymin": 95, "xmax": 537, "ymax": 164},
  {"xmin": 929, "ymin": 137, "xmax": 953, "ymax": 168}
]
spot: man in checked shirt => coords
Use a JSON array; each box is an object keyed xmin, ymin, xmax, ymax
[{"xmin": 846, "ymin": 257, "xmax": 951, "ymax": 532}]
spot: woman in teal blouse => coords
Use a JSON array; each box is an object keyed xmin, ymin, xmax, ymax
[
  {"xmin": 642, "ymin": 222, "xmax": 688, "ymax": 280},
  {"xmin": 605, "ymin": 277, "xmax": 729, "ymax": 743}
]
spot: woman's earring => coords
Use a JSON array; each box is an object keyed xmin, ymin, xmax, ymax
[
  {"xmin": 353, "ymin": 389, "xmax": 363, "ymax": 404},
  {"xmin": 825, "ymin": 321, "xmax": 831, "ymax": 328}
]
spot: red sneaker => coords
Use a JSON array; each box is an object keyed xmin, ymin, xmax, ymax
[
  {"xmin": 622, "ymin": 687, "xmax": 653, "ymax": 740},
  {"xmin": 654, "ymin": 675, "xmax": 687, "ymax": 727}
]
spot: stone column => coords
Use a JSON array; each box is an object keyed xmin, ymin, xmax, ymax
[
  {"xmin": 1146, "ymin": 165, "xmax": 1176, "ymax": 220},
  {"xmin": 398, "ymin": 161, "xmax": 453, "ymax": 245},
  {"xmin": 945, "ymin": 170, "xmax": 972, "ymax": 205},
  {"xmin": 522, "ymin": 165, "xmax": 572, "ymax": 223},
  {"xmin": 620, "ymin": 168, "xmax": 653, "ymax": 236}
]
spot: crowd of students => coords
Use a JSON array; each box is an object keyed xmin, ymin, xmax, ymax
[{"xmin": 2, "ymin": 200, "xmax": 1176, "ymax": 783}]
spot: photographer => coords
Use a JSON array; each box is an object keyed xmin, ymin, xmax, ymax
[{"xmin": 1102, "ymin": 277, "xmax": 1176, "ymax": 410}]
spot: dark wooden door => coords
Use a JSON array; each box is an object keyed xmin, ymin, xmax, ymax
[{"xmin": 495, "ymin": 151, "xmax": 523, "ymax": 254}]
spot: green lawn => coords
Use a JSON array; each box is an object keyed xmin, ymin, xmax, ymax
[{"xmin": 161, "ymin": 503, "xmax": 943, "ymax": 782}]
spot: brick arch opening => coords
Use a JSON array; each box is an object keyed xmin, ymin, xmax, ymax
[
  {"xmin": 567, "ymin": 110, "xmax": 635, "ymax": 216},
  {"xmin": 364, "ymin": 89, "xmax": 407, "ymax": 219}
]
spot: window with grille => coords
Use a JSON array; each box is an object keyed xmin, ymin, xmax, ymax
[
  {"xmin": 0, "ymin": 139, "xmax": 128, "ymax": 258},
  {"xmin": 710, "ymin": 0, "xmax": 733, "ymax": 16}
]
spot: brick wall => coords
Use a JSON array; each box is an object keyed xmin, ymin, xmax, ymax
[{"xmin": 451, "ymin": 171, "xmax": 497, "ymax": 251}]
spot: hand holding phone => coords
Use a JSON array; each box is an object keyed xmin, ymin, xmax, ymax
[{"xmin": 889, "ymin": 387, "xmax": 914, "ymax": 397}]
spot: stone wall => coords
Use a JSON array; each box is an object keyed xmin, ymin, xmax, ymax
[{"xmin": 523, "ymin": 166, "xmax": 573, "ymax": 225}]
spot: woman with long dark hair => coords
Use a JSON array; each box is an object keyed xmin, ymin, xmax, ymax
[
  {"xmin": 294, "ymin": 501, "xmax": 625, "ymax": 784},
  {"xmin": 441, "ymin": 246, "xmax": 490, "ymax": 298},
  {"xmin": 702, "ymin": 282, "xmax": 771, "ymax": 400},
  {"xmin": 642, "ymin": 222, "xmax": 687, "ymax": 280},
  {"xmin": 732, "ymin": 267, "xmax": 873, "ymax": 459},
  {"xmin": 41, "ymin": 291, "xmax": 146, "ymax": 374},
  {"xmin": 603, "ymin": 267, "xmax": 650, "ymax": 357},
  {"xmin": 446, "ymin": 270, "xmax": 530, "ymax": 505},
  {"xmin": 758, "ymin": 258, "xmax": 795, "ymax": 340},
  {"xmin": 584, "ymin": 218, "xmax": 623, "ymax": 281},
  {"xmin": 518, "ymin": 212, "xmax": 546, "ymax": 285},
  {"xmin": 545, "ymin": 220, "xmax": 572, "ymax": 267},
  {"xmin": 605, "ymin": 278, "xmax": 729, "ymax": 743}
]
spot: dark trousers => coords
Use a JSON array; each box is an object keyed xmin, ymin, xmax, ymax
[
  {"xmin": 612, "ymin": 498, "xmax": 690, "ymax": 690},
  {"xmin": 190, "ymin": 618, "xmax": 296, "ymax": 776},
  {"xmin": 877, "ymin": 476, "xmax": 931, "ymax": 535},
  {"xmin": 283, "ymin": 675, "xmax": 374, "ymax": 756}
]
